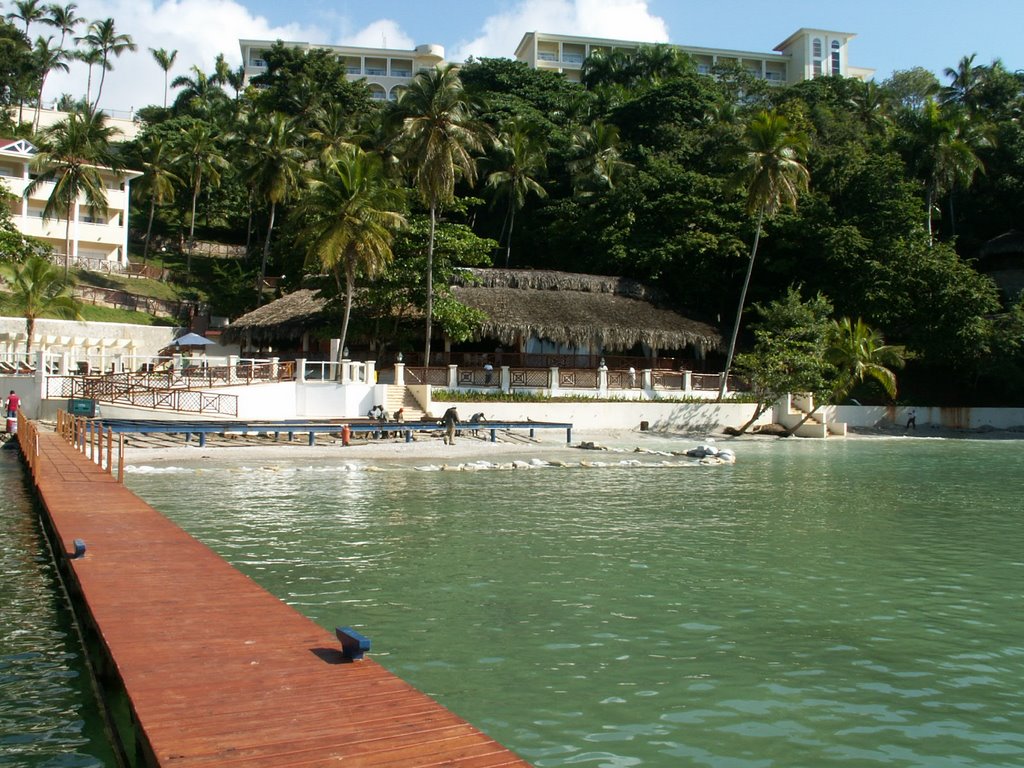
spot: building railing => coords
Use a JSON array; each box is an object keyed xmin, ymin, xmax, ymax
[{"xmin": 395, "ymin": 362, "xmax": 744, "ymax": 398}]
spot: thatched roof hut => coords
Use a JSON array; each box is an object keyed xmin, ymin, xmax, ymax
[
  {"xmin": 977, "ymin": 230, "xmax": 1024, "ymax": 303},
  {"xmin": 452, "ymin": 269, "xmax": 721, "ymax": 352},
  {"xmin": 223, "ymin": 288, "xmax": 330, "ymax": 345},
  {"xmin": 223, "ymin": 269, "xmax": 721, "ymax": 355}
]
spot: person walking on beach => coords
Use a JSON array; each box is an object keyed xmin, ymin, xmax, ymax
[
  {"xmin": 906, "ymin": 407, "xmax": 917, "ymax": 430},
  {"xmin": 6, "ymin": 390, "xmax": 20, "ymax": 417},
  {"xmin": 443, "ymin": 407, "xmax": 460, "ymax": 445}
]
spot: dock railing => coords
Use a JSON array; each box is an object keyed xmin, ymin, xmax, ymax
[{"xmin": 54, "ymin": 409, "xmax": 125, "ymax": 483}]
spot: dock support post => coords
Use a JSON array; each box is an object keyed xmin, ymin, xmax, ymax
[
  {"xmin": 308, "ymin": 431, "xmax": 315, "ymax": 446},
  {"xmin": 490, "ymin": 428, "xmax": 497, "ymax": 443},
  {"xmin": 199, "ymin": 432, "xmax": 206, "ymax": 447},
  {"xmin": 405, "ymin": 430, "xmax": 412, "ymax": 443},
  {"xmin": 566, "ymin": 427, "xmax": 572, "ymax": 444}
]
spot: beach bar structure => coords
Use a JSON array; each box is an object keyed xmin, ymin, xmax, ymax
[{"xmin": 15, "ymin": 415, "xmax": 533, "ymax": 767}]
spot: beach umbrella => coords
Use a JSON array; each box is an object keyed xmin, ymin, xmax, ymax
[{"xmin": 169, "ymin": 332, "xmax": 214, "ymax": 347}]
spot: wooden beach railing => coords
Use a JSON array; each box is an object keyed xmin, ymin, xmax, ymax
[{"xmin": 14, "ymin": 418, "xmax": 534, "ymax": 767}]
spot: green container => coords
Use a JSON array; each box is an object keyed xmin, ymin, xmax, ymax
[{"xmin": 68, "ymin": 398, "xmax": 96, "ymax": 417}]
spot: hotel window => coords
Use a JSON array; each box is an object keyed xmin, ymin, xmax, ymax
[
  {"xmin": 812, "ymin": 37, "xmax": 823, "ymax": 77},
  {"xmin": 831, "ymin": 40, "xmax": 841, "ymax": 74}
]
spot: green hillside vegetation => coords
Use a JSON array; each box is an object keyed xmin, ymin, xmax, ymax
[{"xmin": 3, "ymin": 19, "xmax": 1024, "ymax": 404}]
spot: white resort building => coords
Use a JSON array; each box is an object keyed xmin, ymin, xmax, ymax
[
  {"xmin": 0, "ymin": 136, "xmax": 142, "ymax": 269},
  {"xmin": 514, "ymin": 28, "xmax": 873, "ymax": 84},
  {"xmin": 239, "ymin": 39, "xmax": 446, "ymax": 101},
  {"xmin": 240, "ymin": 27, "xmax": 872, "ymax": 95}
]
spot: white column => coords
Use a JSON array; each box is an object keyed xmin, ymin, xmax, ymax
[
  {"xmin": 394, "ymin": 362, "xmax": 405, "ymax": 386},
  {"xmin": 447, "ymin": 364, "xmax": 458, "ymax": 389}
]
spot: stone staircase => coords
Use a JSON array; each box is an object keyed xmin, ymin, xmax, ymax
[
  {"xmin": 385, "ymin": 385, "xmax": 427, "ymax": 420},
  {"xmin": 774, "ymin": 394, "xmax": 847, "ymax": 438}
]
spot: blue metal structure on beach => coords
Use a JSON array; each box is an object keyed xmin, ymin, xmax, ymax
[{"xmin": 95, "ymin": 418, "xmax": 574, "ymax": 446}]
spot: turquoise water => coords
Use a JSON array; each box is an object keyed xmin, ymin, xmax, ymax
[
  {"xmin": 117, "ymin": 436, "xmax": 1024, "ymax": 768},
  {"xmin": 0, "ymin": 445, "xmax": 116, "ymax": 768}
]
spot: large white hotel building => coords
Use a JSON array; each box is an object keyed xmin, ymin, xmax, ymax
[{"xmin": 240, "ymin": 27, "xmax": 873, "ymax": 101}]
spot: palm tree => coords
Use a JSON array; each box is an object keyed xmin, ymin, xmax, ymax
[
  {"xmin": 133, "ymin": 133, "xmax": 180, "ymax": 265},
  {"xmin": 170, "ymin": 121, "xmax": 227, "ymax": 272},
  {"xmin": 941, "ymin": 54, "xmax": 982, "ymax": 110},
  {"xmin": 74, "ymin": 45, "xmax": 102, "ymax": 108},
  {"xmin": 391, "ymin": 64, "xmax": 484, "ymax": 365},
  {"xmin": 299, "ymin": 146, "xmax": 406, "ymax": 370},
  {"xmin": 913, "ymin": 100, "xmax": 990, "ymax": 241},
  {"xmin": 171, "ymin": 64, "xmax": 228, "ymax": 118},
  {"xmin": 568, "ymin": 120, "xmax": 633, "ymax": 196},
  {"xmin": 42, "ymin": 3, "xmax": 83, "ymax": 50},
  {"xmin": 7, "ymin": 0, "xmax": 48, "ymax": 122},
  {"xmin": 244, "ymin": 112, "xmax": 305, "ymax": 304},
  {"xmin": 718, "ymin": 110, "xmax": 810, "ymax": 401},
  {"xmin": 24, "ymin": 109, "xmax": 117, "ymax": 278},
  {"xmin": 6, "ymin": 0, "xmax": 46, "ymax": 37},
  {"xmin": 0, "ymin": 255, "xmax": 82, "ymax": 354},
  {"xmin": 150, "ymin": 47, "xmax": 177, "ymax": 108},
  {"xmin": 825, "ymin": 317, "xmax": 904, "ymax": 402},
  {"xmin": 77, "ymin": 17, "xmax": 136, "ymax": 113},
  {"xmin": 779, "ymin": 316, "xmax": 903, "ymax": 437},
  {"xmin": 483, "ymin": 118, "xmax": 547, "ymax": 267},
  {"xmin": 32, "ymin": 35, "xmax": 69, "ymax": 131}
]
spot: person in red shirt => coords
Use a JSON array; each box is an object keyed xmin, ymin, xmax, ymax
[{"xmin": 6, "ymin": 390, "xmax": 20, "ymax": 417}]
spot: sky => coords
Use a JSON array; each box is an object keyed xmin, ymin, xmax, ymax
[{"xmin": 20, "ymin": 0, "xmax": 1024, "ymax": 115}]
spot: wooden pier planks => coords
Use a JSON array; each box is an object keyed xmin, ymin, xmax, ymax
[{"xmin": 28, "ymin": 431, "xmax": 532, "ymax": 767}]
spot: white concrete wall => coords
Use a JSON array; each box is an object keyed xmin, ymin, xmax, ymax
[
  {"xmin": 430, "ymin": 398, "xmax": 774, "ymax": 433},
  {"xmin": 832, "ymin": 405, "xmax": 1024, "ymax": 430},
  {"xmin": 0, "ymin": 316, "xmax": 179, "ymax": 359}
]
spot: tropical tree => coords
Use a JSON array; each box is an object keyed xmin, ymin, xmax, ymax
[
  {"xmin": 299, "ymin": 146, "xmax": 406, "ymax": 369},
  {"xmin": 731, "ymin": 287, "xmax": 833, "ymax": 435},
  {"xmin": 42, "ymin": 3, "xmax": 83, "ymax": 50},
  {"xmin": 906, "ymin": 100, "xmax": 990, "ymax": 241},
  {"xmin": 483, "ymin": 118, "xmax": 547, "ymax": 267},
  {"xmin": 391, "ymin": 63, "xmax": 485, "ymax": 364},
  {"xmin": 132, "ymin": 133, "xmax": 180, "ymax": 264},
  {"xmin": 24, "ymin": 109, "xmax": 117, "ymax": 277},
  {"xmin": 6, "ymin": 0, "xmax": 46, "ymax": 121},
  {"xmin": 150, "ymin": 46, "xmax": 177, "ymax": 108},
  {"xmin": 568, "ymin": 120, "xmax": 633, "ymax": 196},
  {"xmin": 825, "ymin": 317, "xmax": 905, "ymax": 402},
  {"xmin": 73, "ymin": 44, "xmax": 101, "ymax": 108},
  {"xmin": 779, "ymin": 316, "xmax": 905, "ymax": 437},
  {"xmin": 32, "ymin": 35, "xmax": 68, "ymax": 131},
  {"xmin": 171, "ymin": 64, "xmax": 229, "ymax": 118},
  {"xmin": 5, "ymin": 0, "xmax": 46, "ymax": 38},
  {"xmin": 77, "ymin": 17, "xmax": 136, "ymax": 113},
  {"xmin": 718, "ymin": 109, "xmax": 810, "ymax": 400},
  {"xmin": 170, "ymin": 120, "xmax": 227, "ymax": 271},
  {"xmin": 0, "ymin": 254, "xmax": 82, "ymax": 353},
  {"xmin": 244, "ymin": 112, "xmax": 305, "ymax": 303}
]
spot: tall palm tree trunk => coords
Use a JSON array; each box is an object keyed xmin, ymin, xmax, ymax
[
  {"xmin": 338, "ymin": 265, "xmax": 355, "ymax": 381},
  {"xmin": 505, "ymin": 202, "xmax": 517, "ymax": 267},
  {"xmin": 718, "ymin": 206, "xmax": 765, "ymax": 401},
  {"xmin": 424, "ymin": 203, "xmax": 436, "ymax": 366},
  {"xmin": 63, "ymin": 202, "xmax": 74, "ymax": 279},
  {"xmin": 187, "ymin": 183, "xmax": 199, "ymax": 273},
  {"xmin": 143, "ymin": 198, "xmax": 156, "ymax": 265},
  {"xmin": 257, "ymin": 201, "xmax": 277, "ymax": 306}
]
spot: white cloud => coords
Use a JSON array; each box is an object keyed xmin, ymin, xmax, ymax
[
  {"xmin": 40, "ymin": 0, "xmax": 319, "ymax": 114},
  {"xmin": 451, "ymin": 0, "xmax": 669, "ymax": 62},
  {"xmin": 343, "ymin": 19, "xmax": 415, "ymax": 51}
]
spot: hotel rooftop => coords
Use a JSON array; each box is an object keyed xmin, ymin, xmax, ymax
[{"xmin": 240, "ymin": 26, "xmax": 873, "ymax": 100}]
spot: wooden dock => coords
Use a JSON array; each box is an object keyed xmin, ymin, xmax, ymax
[{"xmin": 18, "ymin": 420, "xmax": 533, "ymax": 767}]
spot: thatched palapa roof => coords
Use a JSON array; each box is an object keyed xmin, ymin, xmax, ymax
[
  {"xmin": 223, "ymin": 270, "xmax": 721, "ymax": 352},
  {"xmin": 452, "ymin": 269, "xmax": 721, "ymax": 352},
  {"xmin": 223, "ymin": 288, "xmax": 330, "ymax": 343}
]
